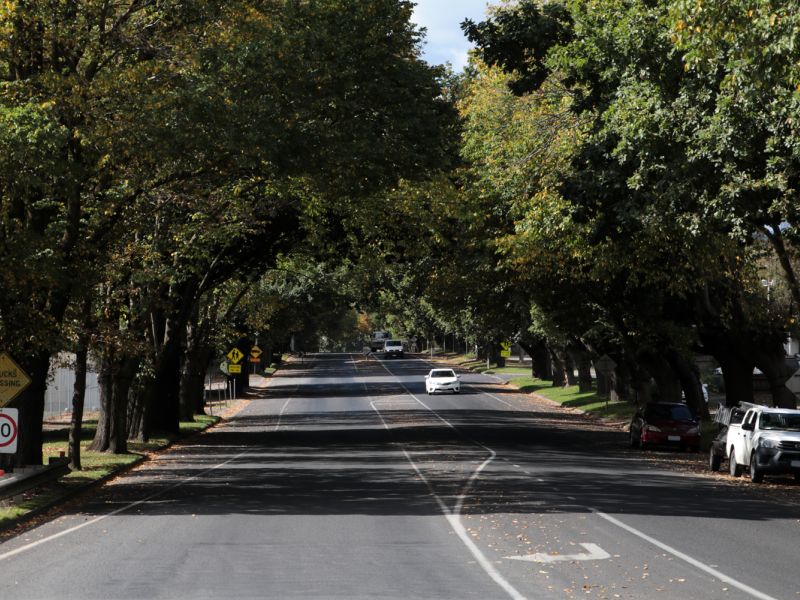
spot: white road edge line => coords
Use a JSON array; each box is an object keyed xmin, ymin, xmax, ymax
[
  {"xmin": 590, "ymin": 509, "xmax": 780, "ymax": 600},
  {"xmin": 380, "ymin": 358, "xmax": 779, "ymax": 600},
  {"xmin": 0, "ymin": 387, "xmax": 295, "ymax": 564},
  {"xmin": 371, "ymin": 360, "xmax": 526, "ymax": 600}
]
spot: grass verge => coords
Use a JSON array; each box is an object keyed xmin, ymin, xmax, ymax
[
  {"xmin": 512, "ymin": 376, "xmax": 636, "ymax": 421},
  {"xmin": 0, "ymin": 414, "xmax": 219, "ymax": 529},
  {"xmin": 448, "ymin": 356, "xmax": 635, "ymax": 422}
]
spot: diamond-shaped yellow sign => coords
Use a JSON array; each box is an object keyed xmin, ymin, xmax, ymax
[
  {"xmin": 250, "ymin": 345, "xmax": 263, "ymax": 359},
  {"xmin": 0, "ymin": 352, "xmax": 32, "ymax": 407},
  {"xmin": 226, "ymin": 347, "xmax": 244, "ymax": 364}
]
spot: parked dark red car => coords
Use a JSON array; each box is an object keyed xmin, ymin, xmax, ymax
[{"xmin": 630, "ymin": 402, "xmax": 701, "ymax": 452}]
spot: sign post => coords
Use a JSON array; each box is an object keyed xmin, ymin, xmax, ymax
[{"xmin": 0, "ymin": 352, "xmax": 31, "ymax": 408}]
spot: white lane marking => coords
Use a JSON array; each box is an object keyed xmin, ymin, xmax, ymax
[
  {"xmin": 273, "ymin": 397, "xmax": 293, "ymax": 431},
  {"xmin": 379, "ymin": 358, "xmax": 779, "ymax": 600},
  {"xmin": 507, "ymin": 543, "xmax": 610, "ymax": 564},
  {"xmin": 370, "ymin": 401, "xmax": 526, "ymax": 600},
  {"xmin": 466, "ymin": 386, "xmax": 519, "ymax": 409},
  {"xmin": 0, "ymin": 449, "xmax": 249, "ymax": 563},
  {"xmin": 591, "ymin": 509, "xmax": 780, "ymax": 600},
  {"xmin": 0, "ymin": 386, "xmax": 295, "ymax": 563},
  {"xmin": 370, "ymin": 360, "xmax": 526, "ymax": 600}
]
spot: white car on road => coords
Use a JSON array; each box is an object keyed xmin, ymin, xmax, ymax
[{"xmin": 425, "ymin": 368, "xmax": 461, "ymax": 394}]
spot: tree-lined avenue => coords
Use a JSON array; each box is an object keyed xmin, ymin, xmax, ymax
[{"xmin": 0, "ymin": 354, "xmax": 798, "ymax": 599}]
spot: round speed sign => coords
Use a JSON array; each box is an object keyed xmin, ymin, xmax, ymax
[{"xmin": 0, "ymin": 409, "xmax": 19, "ymax": 453}]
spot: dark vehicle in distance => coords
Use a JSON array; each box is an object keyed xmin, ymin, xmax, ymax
[
  {"xmin": 630, "ymin": 402, "xmax": 701, "ymax": 452},
  {"xmin": 709, "ymin": 407, "xmax": 746, "ymax": 471}
]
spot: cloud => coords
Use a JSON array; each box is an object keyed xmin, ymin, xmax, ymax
[{"xmin": 411, "ymin": 0, "xmax": 489, "ymax": 70}]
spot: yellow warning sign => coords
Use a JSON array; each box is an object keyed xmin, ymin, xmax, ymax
[
  {"xmin": 500, "ymin": 341, "xmax": 512, "ymax": 358},
  {"xmin": 0, "ymin": 353, "xmax": 32, "ymax": 407},
  {"xmin": 250, "ymin": 345, "xmax": 263, "ymax": 359},
  {"xmin": 228, "ymin": 364, "xmax": 242, "ymax": 374},
  {"xmin": 227, "ymin": 348, "xmax": 244, "ymax": 364}
]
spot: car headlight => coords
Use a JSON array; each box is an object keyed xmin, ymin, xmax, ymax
[
  {"xmin": 686, "ymin": 427, "xmax": 699, "ymax": 435},
  {"xmin": 759, "ymin": 438, "xmax": 779, "ymax": 449},
  {"xmin": 645, "ymin": 425, "xmax": 661, "ymax": 432}
]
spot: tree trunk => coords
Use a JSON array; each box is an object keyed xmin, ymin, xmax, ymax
[
  {"xmin": 7, "ymin": 352, "xmax": 50, "ymax": 467},
  {"xmin": 643, "ymin": 354, "xmax": 682, "ymax": 403},
  {"xmin": 109, "ymin": 357, "xmax": 138, "ymax": 454},
  {"xmin": 667, "ymin": 350, "xmax": 709, "ymax": 420},
  {"xmin": 550, "ymin": 347, "xmax": 569, "ymax": 388},
  {"xmin": 519, "ymin": 339, "xmax": 550, "ymax": 380},
  {"xmin": 147, "ymin": 316, "xmax": 184, "ymax": 435},
  {"xmin": 68, "ymin": 336, "xmax": 89, "ymax": 470},
  {"xmin": 753, "ymin": 352, "xmax": 798, "ymax": 409},
  {"xmin": 575, "ymin": 353, "xmax": 593, "ymax": 393},
  {"xmin": 90, "ymin": 354, "xmax": 114, "ymax": 452},
  {"xmin": 719, "ymin": 357, "xmax": 755, "ymax": 408},
  {"xmin": 128, "ymin": 377, "xmax": 154, "ymax": 441},
  {"xmin": 564, "ymin": 351, "xmax": 578, "ymax": 386}
]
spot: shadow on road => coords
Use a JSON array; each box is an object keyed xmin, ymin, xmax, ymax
[{"xmin": 77, "ymin": 404, "xmax": 800, "ymax": 526}]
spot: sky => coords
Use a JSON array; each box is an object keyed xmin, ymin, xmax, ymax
[{"xmin": 410, "ymin": 0, "xmax": 491, "ymax": 71}]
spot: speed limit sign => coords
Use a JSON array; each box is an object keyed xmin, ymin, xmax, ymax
[{"xmin": 0, "ymin": 408, "xmax": 19, "ymax": 454}]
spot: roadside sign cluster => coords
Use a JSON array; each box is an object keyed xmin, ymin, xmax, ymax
[
  {"xmin": 500, "ymin": 341, "xmax": 512, "ymax": 358},
  {"xmin": 0, "ymin": 352, "xmax": 28, "ymax": 455}
]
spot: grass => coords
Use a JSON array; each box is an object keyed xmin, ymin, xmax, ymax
[
  {"xmin": 513, "ymin": 376, "xmax": 636, "ymax": 421},
  {"xmin": 0, "ymin": 414, "xmax": 219, "ymax": 528},
  {"xmin": 447, "ymin": 356, "xmax": 636, "ymax": 422}
]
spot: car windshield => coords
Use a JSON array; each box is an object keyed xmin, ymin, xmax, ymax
[
  {"xmin": 386, "ymin": 341, "xmax": 401, "ymax": 346},
  {"xmin": 430, "ymin": 370, "xmax": 455, "ymax": 378},
  {"xmin": 759, "ymin": 413, "xmax": 800, "ymax": 431},
  {"xmin": 646, "ymin": 404, "xmax": 693, "ymax": 421}
]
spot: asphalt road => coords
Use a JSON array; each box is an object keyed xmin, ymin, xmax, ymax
[{"xmin": 1, "ymin": 353, "xmax": 799, "ymax": 600}]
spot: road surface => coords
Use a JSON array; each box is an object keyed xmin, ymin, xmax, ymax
[{"xmin": 1, "ymin": 353, "xmax": 798, "ymax": 600}]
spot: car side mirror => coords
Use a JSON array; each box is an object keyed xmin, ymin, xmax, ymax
[
  {"xmin": 742, "ymin": 422, "xmax": 754, "ymax": 431},
  {"xmin": 424, "ymin": 375, "xmax": 429, "ymax": 379},
  {"xmin": 456, "ymin": 375, "xmax": 461, "ymax": 379}
]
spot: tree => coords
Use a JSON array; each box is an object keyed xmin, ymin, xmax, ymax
[{"xmin": 0, "ymin": 0, "xmax": 457, "ymax": 463}]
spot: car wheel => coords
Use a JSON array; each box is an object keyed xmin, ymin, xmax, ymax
[
  {"xmin": 709, "ymin": 448, "xmax": 721, "ymax": 472},
  {"xmin": 453, "ymin": 389, "xmax": 460, "ymax": 394},
  {"xmin": 629, "ymin": 431, "xmax": 638, "ymax": 449},
  {"xmin": 749, "ymin": 453, "xmax": 764, "ymax": 483},
  {"xmin": 729, "ymin": 449, "xmax": 742, "ymax": 477}
]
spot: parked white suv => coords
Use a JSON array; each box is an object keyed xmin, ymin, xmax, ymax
[{"xmin": 727, "ymin": 406, "xmax": 800, "ymax": 483}]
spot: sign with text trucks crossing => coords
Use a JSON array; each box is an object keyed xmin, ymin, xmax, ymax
[
  {"xmin": 0, "ymin": 408, "xmax": 19, "ymax": 454},
  {"xmin": 0, "ymin": 352, "xmax": 31, "ymax": 407}
]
